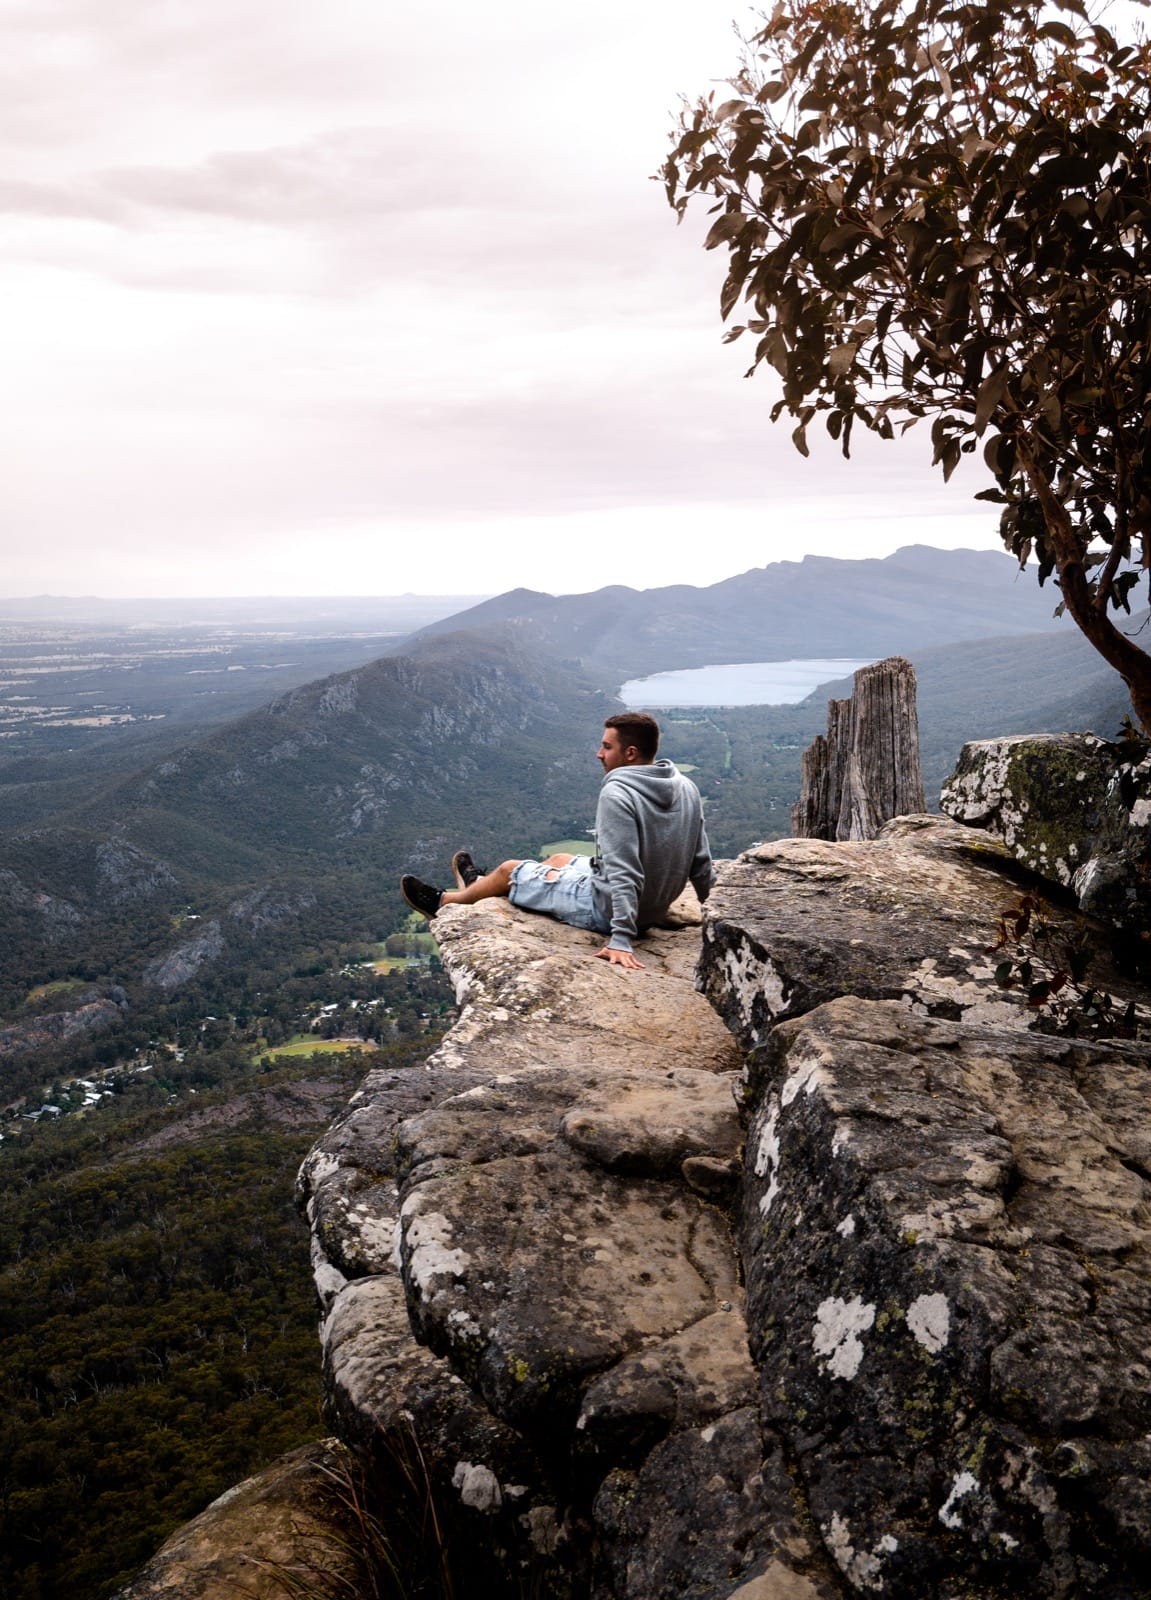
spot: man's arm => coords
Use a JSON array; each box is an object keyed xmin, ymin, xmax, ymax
[{"xmin": 690, "ymin": 817, "xmax": 716, "ymax": 905}]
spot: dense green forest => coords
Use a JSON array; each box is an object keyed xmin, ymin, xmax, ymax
[{"xmin": 0, "ymin": 1028, "xmax": 447, "ymax": 1600}]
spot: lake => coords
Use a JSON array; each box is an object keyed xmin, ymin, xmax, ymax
[{"xmin": 619, "ymin": 658, "xmax": 875, "ymax": 708}]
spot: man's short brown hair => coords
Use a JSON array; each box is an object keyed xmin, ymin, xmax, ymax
[{"xmin": 604, "ymin": 712, "xmax": 660, "ymax": 762}]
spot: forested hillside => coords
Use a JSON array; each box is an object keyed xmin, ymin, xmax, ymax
[{"xmin": 0, "ymin": 1033, "xmax": 442, "ymax": 1600}]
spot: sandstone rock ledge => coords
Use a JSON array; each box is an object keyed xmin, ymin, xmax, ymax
[
  {"xmin": 299, "ymin": 894, "xmax": 841, "ymax": 1598},
  {"xmin": 704, "ymin": 815, "xmax": 1151, "ymax": 1600}
]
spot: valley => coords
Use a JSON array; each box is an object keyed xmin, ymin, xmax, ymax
[{"xmin": 0, "ymin": 595, "xmax": 482, "ymax": 829}]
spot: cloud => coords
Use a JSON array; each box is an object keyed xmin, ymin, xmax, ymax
[
  {"xmin": 0, "ymin": 0, "xmax": 1009, "ymax": 599},
  {"xmin": 0, "ymin": 128, "xmax": 508, "ymax": 228}
]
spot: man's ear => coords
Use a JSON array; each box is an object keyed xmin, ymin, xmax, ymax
[{"xmin": 624, "ymin": 745, "xmax": 641, "ymax": 764}]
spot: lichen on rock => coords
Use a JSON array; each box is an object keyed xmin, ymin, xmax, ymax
[{"xmin": 942, "ymin": 732, "xmax": 1151, "ymax": 964}]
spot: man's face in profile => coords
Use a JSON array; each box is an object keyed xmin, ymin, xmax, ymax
[{"xmin": 597, "ymin": 727, "xmax": 630, "ymax": 772}]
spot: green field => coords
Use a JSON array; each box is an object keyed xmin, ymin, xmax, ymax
[
  {"xmin": 538, "ymin": 839, "xmax": 594, "ymax": 857},
  {"xmin": 25, "ymin": 978, "xmax": 89, "ymax": 1005},
  {"xmin": 257, "ymin": 1036, "xmax": 367, "ymax": 1063}
]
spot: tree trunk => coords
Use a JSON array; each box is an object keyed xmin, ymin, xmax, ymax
[
  {"xmin": 1020, "ymin": 449, "xmax": 1151, "ymax": 733},
  {"xmin": 793, "ymin": 657, "xmax": 925, "ymax": 840},
  {"xmin": 793, "ymin": 732, "xmax": 830, "ymax": 840}
]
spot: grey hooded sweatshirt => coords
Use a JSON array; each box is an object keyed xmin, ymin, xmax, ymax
[{"xmin": 589, "ymin": 759, "xmax": 715, "ymax": 952}]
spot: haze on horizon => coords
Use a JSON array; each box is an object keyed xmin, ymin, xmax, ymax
[{"xmin": 1, "ymin": 0, "xmax": 1006, "ymax": 602}]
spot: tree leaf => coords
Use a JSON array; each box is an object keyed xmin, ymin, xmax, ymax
[
  {"xmin": 974, "ymin": 365, "xmax": 1010, "ymax": 433},
  {"xmin": 828, "ymin": 343, "xmax": 857, "ymax": 378},
  {"xmin": 720, "ymin": 271, "xmax": 744, "ymax": 321},
  {"xmin": 705, "ymin": 212, "xmax": 747, "ymax": 251}
]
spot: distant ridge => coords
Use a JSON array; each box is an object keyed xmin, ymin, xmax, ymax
[
  {"xmin": 418, "ymin": 587, "xmax": 558, "ymax": 633},
  {"xmin": 0, "ymin": 594, "xmax": 490, "ymax": 630},
  {"xmin": 413, "ymin": 545, "xmax": 1068, "ymax": 679}
]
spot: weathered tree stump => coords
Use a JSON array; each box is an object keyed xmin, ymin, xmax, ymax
[{"xmin": 793, "ymin": 656, "xmax": 925, "ymax": 840}]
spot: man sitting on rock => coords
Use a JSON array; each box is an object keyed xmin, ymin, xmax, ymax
[{"xmin": 400, "ymin": 712, "xmax": 715, "ymax": 970}]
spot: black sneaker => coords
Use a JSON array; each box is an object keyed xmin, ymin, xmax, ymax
[
  {"xmin": 401, "ymin": 875, "xmax": 443, "ymax": 918},
  {"xmin": 451, "ymin": 850, "xmax": 483, "ymax": 889}
]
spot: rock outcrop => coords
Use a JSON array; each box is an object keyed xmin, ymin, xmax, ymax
[
  {"xmin": 0, "ymin": 986, "xmax": 128, "ymax": 1059},
  {"xmin": 741, "ymin": 998, "xmax": 1151, "ymax": 1599},
  {"xmin": 292, "ymin": 815, "xmax": 1151, "ymax": 1598},
  {"xmin": 115, "ymin": 1440, "xmax": 367, "ymax": 1599},
  {"xmin": 298, "ymin": 894, "xmax": 841, "ymax": 1598},
  {"xmin": 941, "ymin": 732, "xmax": 1151, "ymax": 960},
  {"xmin": 142, "ymin": 921, "xmax": 226, "ymax": 989},
  {"xmin": 140, "ymin": 889, "xmax": 321, "ymax": 990},
  {"xmin": 705, "ymin": 814, "xmax": 1151, "ymax": 1599},
  {"xmin": 696, "ymin": 813, "xmax": 1138, "ymax": 1048}
]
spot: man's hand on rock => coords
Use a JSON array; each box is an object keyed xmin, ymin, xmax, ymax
[{"xmin": 596, "ymin": 946, "xmax": 645, "ymax": 971}]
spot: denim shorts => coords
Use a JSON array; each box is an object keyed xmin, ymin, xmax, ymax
[{"xmin": 508, "ymin": 855, "xmax": 611, "ymax": 935}]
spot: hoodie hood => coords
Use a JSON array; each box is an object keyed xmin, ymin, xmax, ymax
[{"xmin": 600, "ymin": 758, "xmax": 682, "ymax": 810}]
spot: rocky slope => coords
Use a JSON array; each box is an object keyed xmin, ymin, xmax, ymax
[{"xmin": 702, "ymin": 817, "xmax": 1151, "ymax": 1599}]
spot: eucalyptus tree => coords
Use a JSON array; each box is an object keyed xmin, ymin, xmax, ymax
[{"xmin": 663, "ymin": 0, "xmax": 1151, "ymax": 728}]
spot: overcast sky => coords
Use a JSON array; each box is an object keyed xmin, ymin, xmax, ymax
[{"xmin": 0, "ymin": 0, "xmax": 1006, "ymax": 600}]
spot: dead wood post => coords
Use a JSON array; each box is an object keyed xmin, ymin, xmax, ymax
[{"xmin": 793, "ymin": 656, "xmax": 925, "ymax": 840}]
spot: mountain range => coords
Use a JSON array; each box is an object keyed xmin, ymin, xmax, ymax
[
  {"xmin": 0, "ymin": 629, "xmax": 616, "ymax": 1026},
  {"xmin": 93, "ymin": 626, "xmax": 614, "ymax": 877},
  {"xmin": 416, "ymin": 545, "xmax": 1067, "ymax": 677}
]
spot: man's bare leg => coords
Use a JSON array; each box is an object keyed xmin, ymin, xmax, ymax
[
  {"xmin": 441, "ymin": 852, "xmax": 577, "ymax": 906},
  {"xmin": 404, "ymin": 853, "xmax": 584, "ymax": 920},
  {"xmin": 440, "ymin": 859, "xmax": 521, "ymax": 906}
]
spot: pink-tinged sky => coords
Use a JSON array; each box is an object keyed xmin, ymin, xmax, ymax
[{"xmin": 0, "ymin": 0, "xmax": 1006, "ymax": 599}]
